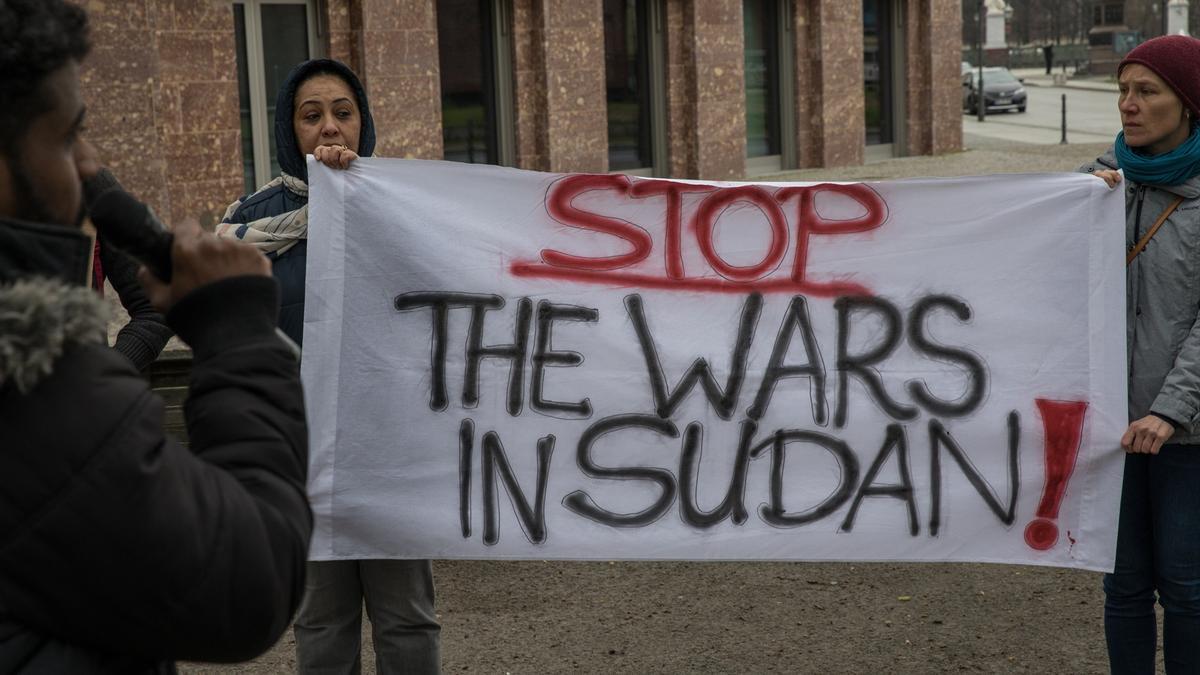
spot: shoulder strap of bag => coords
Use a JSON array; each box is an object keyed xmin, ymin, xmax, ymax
[{"xmin": 1127, "ymin": 195, "xmax": 1185, "ymax": 266}]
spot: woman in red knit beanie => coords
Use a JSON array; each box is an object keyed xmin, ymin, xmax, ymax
[{"xmin": 1083, "ymin": 34, "xmax": 1200, "ymax": 674}]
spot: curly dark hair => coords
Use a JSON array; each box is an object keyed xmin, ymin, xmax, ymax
[{"xmin": 0, "ymin": 0, "xmax": 90, "ymax": 154}]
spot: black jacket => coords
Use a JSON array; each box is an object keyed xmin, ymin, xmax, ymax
[
  {"xmin": 0, "ymin": 215, "xmax": 312, "ymax": 672},
  {"xmin": 224, "ymin": 58, "xmax": 376, "ymax": 346}
]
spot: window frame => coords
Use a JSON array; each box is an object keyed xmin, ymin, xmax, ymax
[
  {"xmin": 234, "ymin": 0, "xmax": 322, "ymax": 191},
  {"xmin": 646, "ymin": 0, "xmax": 668, "ymax": 177},
  {"xmin": 863, "ymin": 0, "xmax": 906, "ymax": 163},
  {"xmin": 492, "ymin": 0, "xmax": 516, "ymax": 166},
  {"xmin": 744, "ymin": 0, "xmax": 796, "ymax": 177},
  {"xmin": 436, "ymin": 0, "xmax": 515, "ymax": 166},
  {"xmin": 1104, "ymin": 4, "xmax": 1124, "ymax": 26},
  {"xmin": 605, "ymin": 0, "xmax": 667, "ymax": 177}
]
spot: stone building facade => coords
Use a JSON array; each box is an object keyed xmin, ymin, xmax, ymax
[{"xmin": 77, "ymin": 0, "xmax": 962, "ymax": 228}]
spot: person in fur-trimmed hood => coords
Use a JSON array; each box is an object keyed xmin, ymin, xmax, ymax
[{"xmin": 0, "ymin": 0, "xmax": 311, "ymax": 671}]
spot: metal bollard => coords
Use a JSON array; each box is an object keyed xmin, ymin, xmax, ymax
[
  {"xmin": 1060, "ymin": 94, "xmax": 1068, "ymax": 145},
  {"xmin": 977, "ymin": 66, "xmax": 986, "ymax": 122}
]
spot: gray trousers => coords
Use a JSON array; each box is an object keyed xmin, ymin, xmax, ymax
[{"xmin": 294, "ymin": 559, "xmax": 440, "ymax": 675}]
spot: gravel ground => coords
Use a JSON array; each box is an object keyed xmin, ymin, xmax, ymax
[
  {"xmin": 170, "ymin": 135, "xmax": 1151, "ymax": 674},
  {"xmin": 181, "ymin": 559, "xmax": 1119, "ymax": 674}
]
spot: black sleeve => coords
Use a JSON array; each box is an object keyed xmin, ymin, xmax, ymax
[
  {"xmin": 83, "ymin": 167, "xmax": 173, "ymax": 370},
  {"xmin": 98, "ymin": 237, "xmax": 173, "ymax": 370},
  {"xmin": 1150, "ymin": 411, "xmax": 1183, "ymax": 430},
  {"xmin": 0, "ymin": 275, "xmax": 311, "ymax": 663}
]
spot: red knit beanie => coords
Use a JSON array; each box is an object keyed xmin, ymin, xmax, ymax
[{"xmin": 1119, "ymin": 35, "xmax": 1200, "ymax": 119}]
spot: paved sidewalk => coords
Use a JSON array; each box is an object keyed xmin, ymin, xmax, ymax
[
  {"xmin": 760, "ymin": 134, "xmax": 1111, "ymax": 184},
  {"xmin": 1009, "ymin": 66, "xmax": 1118, "ymax": 93}
]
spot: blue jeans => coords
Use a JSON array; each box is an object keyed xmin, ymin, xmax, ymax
[
  {"xmin": 294, "ymin": 559, "xmax": 440, "ymax": 675},
  {"xmin": 1105, "ymin": 445, "xmax": 1200, "ymax": 674}
]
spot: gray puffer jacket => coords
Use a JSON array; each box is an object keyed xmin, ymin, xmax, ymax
[{"xmin": 1081, "ymin": 149, "xmax": 1200, "ymax": 443}]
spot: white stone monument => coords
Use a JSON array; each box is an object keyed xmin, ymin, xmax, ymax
[
  {"xmin": 985, "ymin": 0, "xmax": 1011, "ymax": 50},
  {"xmin": 1168, "ymin": 0, "xmax": 1189, "ymax": 36}
]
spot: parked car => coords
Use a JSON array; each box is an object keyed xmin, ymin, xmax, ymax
[{"xmin": 962, "ymin": 67, "xmax": 1027, "ymax": 114}]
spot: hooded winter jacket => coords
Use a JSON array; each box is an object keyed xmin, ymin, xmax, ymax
[
  {"xmin": 0, "ymin": 214, "xmax": 311, "ymax": 672},
  {"xmin": 1081, "ymin": 149, "xmax": 1200, "ymax": 443},
  {"xmin": 223, "ymin": 59, "xmax": 377, "ymax": 346}
]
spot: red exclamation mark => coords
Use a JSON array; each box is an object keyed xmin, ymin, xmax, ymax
[{"xmin": 1024, "ymin": 398, "xmax": 1089, "ymax": 551}]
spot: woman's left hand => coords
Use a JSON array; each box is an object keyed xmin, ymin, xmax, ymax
[
  {"xmin": 1120, "ymin": 415, "xmax": 1174, "ymax": 454},
  {"xmin": 313, "ymin": 144, "xmax": 359, "ymax": 170},
  {"xmin": 1093, "ymin": 169, "xmax": 1122, "ymax": 189}
]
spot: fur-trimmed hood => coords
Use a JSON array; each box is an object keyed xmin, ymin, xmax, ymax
[{"xmin": 0, "ymin": 277, "xmax": 109, "ymax": 394}]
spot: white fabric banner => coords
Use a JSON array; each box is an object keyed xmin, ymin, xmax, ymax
[{"xmin": 302, "ymin": 158, "xmax": 1127, "ymax": 571}]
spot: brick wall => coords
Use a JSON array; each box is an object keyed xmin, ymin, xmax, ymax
[
  {"xmin": 511, "ymin": 0, "xmax": 607, "ymax": 173},
  {"xmin": 663, "ymin": 0, "xmax": 747, "ymax": 180},
  {"xmin": 513, "ymin": 0, "xmax": 551, "ymax": 169},
  {"xmin": 79, "ymin": 0, "xmax": 242, "ymax": 228},
  {"xmin": 76, "ymin": 0, "xmax": 963, "ymax": 231},
  {"xmin": 905, "ymin": 0, "xmax": 963, "ymax": 157},
  {"xmin": 793, "ymin": 0, "xmax": 866, "ymax": 169},
  {"xmin": 353, "ymin": 0, "xmax": 443, "ymax": 159}
]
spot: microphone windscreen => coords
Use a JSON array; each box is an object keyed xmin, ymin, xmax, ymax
[{"xmin": 89, "ymin": 188, "xmax": 174, "ymax": 283}]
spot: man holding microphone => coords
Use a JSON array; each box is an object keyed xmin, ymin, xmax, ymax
[{"xmin": 0, "ymin": 0, "xmax": 312, "ymax": 670}]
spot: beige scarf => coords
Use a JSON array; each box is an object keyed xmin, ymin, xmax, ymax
[{"xmin": 214, "ymin": 173, "xmax": 310, "ymax": 256}]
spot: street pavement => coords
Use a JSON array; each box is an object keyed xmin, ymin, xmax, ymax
[
  {"xmin": 962, "ymin": 86, "xmax": 1119, "ymax": 146},
  {"xmin": 758, "ymin": 67, "xmax": 1118, "ymax": 185},
  {"xmin": 762, "ymin": 136, "xmax": 1111, "ymax": 186},
  {"xmin": 963, "ymin": 67, "xmax": 1120, "ymax": 146}
]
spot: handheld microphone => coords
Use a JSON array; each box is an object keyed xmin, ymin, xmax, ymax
[{"xmin": 88, "ymin": 188, "xmax": 174, "ymax": 283}]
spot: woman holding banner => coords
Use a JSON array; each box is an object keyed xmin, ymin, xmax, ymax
[
  {"xmin": 1082, "ymin": 35, "xmax": 1200, "ymax": 673},
  {"xmin": 216, "ymin": 59, "xmax": 441, "ymax": 674}
]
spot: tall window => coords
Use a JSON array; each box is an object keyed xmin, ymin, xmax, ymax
[
  {"xmin": 863, "ymin": 0, "xmax": 894, "ymax": 147},
  {"xmin": 743, "ymin": 0, "xmax": 793, "ymax": 174},
  {"xmin": 233, "ymin": 0, "xmax": 318, "ymax": 194},
  {"xmin": 1093, "ymin": 3, "xmax": 1124, "ymax": 26},
  {"xmin": 604, "ymin": 0, "xmax": 649, "ymax": 171},
  {"xmin": 604, "ymin": 0, "xmax": 665, "ymax": 174},
  {"xmin": 438, "ymin": 0, "xmax": 513, "ymax": 165},
  {"xmin": 744, "ymin": 0, "xmax": 780, "ymax": 158}
]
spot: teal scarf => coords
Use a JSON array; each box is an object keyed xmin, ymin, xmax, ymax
[{"xmin": 1115, "ymin": 126, "xmax": 1200, "ymax": 186}]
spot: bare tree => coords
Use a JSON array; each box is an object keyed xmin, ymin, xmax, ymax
[{"xmin": 1001, "ymin": 0, "xmax": 1093, "ymax": 45}]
